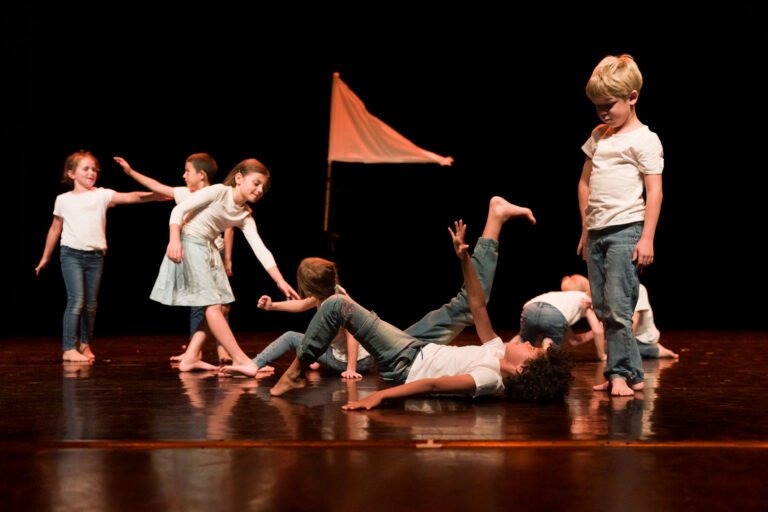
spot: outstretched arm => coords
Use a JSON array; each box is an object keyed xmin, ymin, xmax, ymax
[
  {"xmin": 449, "ymin": 220, "xmax": 496, "ymax": 343},
  {"xmin": 110, "ymin": 190, "xmax": 166, "ymax": 205},
  {"xmin": 265, "ymin": 266, "xmax": 301, "ymax": 300},
  {"xmin": 257, "ymin": 295, "xmax": 316, "ymax": 313},
  {"xmin": 113, "ymin": 156, "xmax": 175, "ymax": 198},
  {"xmin": 342, "ymin": 374, "xmax": 476, "ymax": 411},
  {"xmin": 35, "ymin": 216, "xmax": 63, "ymax": 275}
]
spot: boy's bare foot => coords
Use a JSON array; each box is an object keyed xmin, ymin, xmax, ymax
[
  {"xmin": 593, "ymin": 378, "xmax": 643, "ymax": 396},
  {"xmin": 491, "ymin": 196, "xmax": 536, "ymax": 225},
  {"xmin": 309, "ymin": 362, "xmax": 321, "ymax": 370},
  {"xmin": 63, "ymin": 349, "xmax": 92, "ymax": 363},
  {"xmin": 79, "ymin": 344, "xmax": 96, "ymax": 361},
  {"xmin": 178, "ymin": 359, "xmax": 218, "ymax": 372},
  {"xmin": 270, "ymin": 371, "xmax": 307, "ymax": 396},
  {"xmin": 257, "ymin": 365, "xmax": 275, "ymax": 373}
]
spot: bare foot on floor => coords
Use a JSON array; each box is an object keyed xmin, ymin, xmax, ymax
[
  {"xmin": 657, "ymin": 344, "xmax": 679, "ymax": 359},
  {"xmin": 63, "ymin": 349, "xmax": 92, "ymax": 363},
  {"xmin": 218, "ymin": 361, "xmax": 260, "ymax": 378},
  {"xmin": 593, "ymin": 379, "xmax": 643, "ymax": 396},
  {"xmin": 491, "ymin": 195, "xmax": 537, "ymax": 225},
  {"xmin": 270, "ymin": 372, "xmax": 307, "ymax": 396},
  {"xmin": 257, "ymin": 365, "xmax": 275, "ymax": 374},
  {"xmin": 79, "ymin": 344, "xmax": 96, "ymax": 361},
  {"xmin": 178, "ymin": 359, "xmax": 218, "ymax": 372},
  {"xmin": 171, "ymin": 349, "xmax": 202, "ymax": 362}
]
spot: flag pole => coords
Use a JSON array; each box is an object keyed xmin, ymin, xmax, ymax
[{"xmin": 323, "ymin": 160, "xmax": 333, "ymax": 233}]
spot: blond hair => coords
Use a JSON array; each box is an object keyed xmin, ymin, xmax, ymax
[
  {"xmin": 586, "ymin": 54, "xmax": 643, "ymax": 102},
  {"xmin": 561, "ymin": 274, "xmax": 590, "ymax": 293}
]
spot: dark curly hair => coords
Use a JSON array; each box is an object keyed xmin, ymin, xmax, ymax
[{"xmin": 503, "ymin": 346, "xmax": 574, "ymax": 402}]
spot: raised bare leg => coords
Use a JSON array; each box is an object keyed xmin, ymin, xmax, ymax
[{"xmin": 481, "ymin": 196, "xmax": 536, "ymax": 241}]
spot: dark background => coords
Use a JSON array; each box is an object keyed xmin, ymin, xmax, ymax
[{"xmin": 3, "ymin": 5, "xmax": 765, "ymax": 339}]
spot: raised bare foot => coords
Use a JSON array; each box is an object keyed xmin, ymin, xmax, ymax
[
  {"xmin": 490, "ymin": 196, "xmax": 536, "ymax": 225},
  {"xmin": 63, "ymin": 349, "xmax": 92, "ymax": 363}
]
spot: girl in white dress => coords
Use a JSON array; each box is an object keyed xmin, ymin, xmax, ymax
[{"xmin": 150, "ymin": 157, "xmax": 299, "ymax": 373}]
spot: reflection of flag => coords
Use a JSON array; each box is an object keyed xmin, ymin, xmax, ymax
[{"xmin": 328, "ymin": 72, "xmax": 453, "ymax": 166}]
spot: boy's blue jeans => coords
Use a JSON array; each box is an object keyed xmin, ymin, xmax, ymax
[
  {"xmin": 586, "ymin": 222, "xmax": 644, "ymax": 384},
  {"xmin": 60, "ymin": 246, "xmax": 104, "ymax": 351},
  {"xmin": 297, "ymin": 238, "xmax": 499, "ymax": 382}
]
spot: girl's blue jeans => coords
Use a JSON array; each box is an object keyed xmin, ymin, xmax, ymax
[{"xmin": 60, "ymin": 246, "xmax": 104, "ymax": 351}]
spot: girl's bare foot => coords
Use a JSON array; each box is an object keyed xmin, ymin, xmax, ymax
[
  {"xmin": 178, "ymin": 359, "xmax": 218, "ymax": 372},
  {"xmin": 63, "ymin": 349, "xmax": 91, "ymax": 363},
  {"xmin": 309, "ymin": 362, "xmax": 321, "ymax": 370},
  {"xmin": 218, "ymin": 361, "xmax": 261, "ymax": 378},
  {"xmin": 79, "ymin": 344, "xmax": 96, "ymax": 361},
  {"xmin": 170, "ymin": 349, "xmax": 202, "ymax": 362}
]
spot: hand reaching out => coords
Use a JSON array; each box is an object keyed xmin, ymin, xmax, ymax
[
  {"xmin": 257, "ymin": 295, "xmax": 273, "ymax": 310},
  {"xmin": 448, "ymin": 220, "xmax": 469, "ymax": 259}
]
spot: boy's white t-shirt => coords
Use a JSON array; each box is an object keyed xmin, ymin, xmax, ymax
[
  {"xmin": 406, "ymin": 337, "xmax": 505, "ymax": 398},
  {"xmin": 581, "ymin": 124, "xmax": 664, "ymax": 230}
]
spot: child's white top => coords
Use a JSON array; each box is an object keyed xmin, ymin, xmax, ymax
[
  {"xmin": 53, "ymin": 187, "xmax": 115, "ymax": 251},
  {"xmin": 524, "ymin": 291, "xmax": 590, "ymax": 325},
  {"xmin": 172, "ymin": 186, "xmax": 224, "ymax": 253},
  {"xmin": 406, "ymin": 337, "xmax": 506, "ymax": 398},
  {"xmin": 581, "ymin": 124, "xmax": 664, "ymax": 230},
  {"xmin": 634, "ymin": 284, "xmax": 660, "ymax": 344},
  {"xmin": 169, "ymin": 184, "xmax": 275, "ymax": 270}
]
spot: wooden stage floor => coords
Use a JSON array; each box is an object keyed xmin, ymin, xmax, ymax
[{"xmin": 1, "ymin": 330, "xmax": 767, "ymax": 511}]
